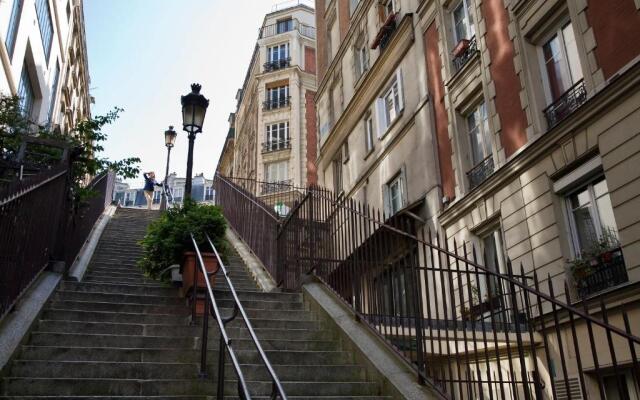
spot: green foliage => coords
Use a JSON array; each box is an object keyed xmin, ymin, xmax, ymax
[
  {"xmin": 138, "ymin": 200, "xmax": 228, "ymax": 279},
  {"xmin": 0, "ymin": 93, "xmax": 140, "ymax": 205}
]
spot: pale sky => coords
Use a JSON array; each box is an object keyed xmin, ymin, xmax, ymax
[{"xmin": 85, "ymin": 0, "xmax": 299, "ymax": 188}]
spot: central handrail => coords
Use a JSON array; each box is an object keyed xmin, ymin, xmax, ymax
[{"xmin": 190, "ymin": 232, "xmax": 288, "ymax": 399}]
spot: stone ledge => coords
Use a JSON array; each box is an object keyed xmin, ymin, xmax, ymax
[{"xmin": 302, "ymin": 280, "xmax": 441, "ymax": 400}]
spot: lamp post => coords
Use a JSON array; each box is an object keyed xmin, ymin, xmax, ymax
[
  {"xmin": 181, "ymin": 83, "xmax": 210, "ymax": 200},
  {"xmin": 160, "ymin": 125, "xmax": 177, "ymax": 211}
]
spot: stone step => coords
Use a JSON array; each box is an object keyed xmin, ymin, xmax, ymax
[
  {"xmin": 83, "ymin": 276, "xmax": 158, "ymax": 285},
  {"xmin": 7, "ymin": 360, "xmax": 366, "ymax": 382},
  {"xmin": 28, "ymin": 332, "xmax": 337, "ymax": 351},
  {"xmin": 1, "ymin": 378, "xmax": 381, "ymax": 397},
  {"xmin": 17, "ymin": 346, "xmax": 353, "ymax": 365},
  {"xmin": 86, "ymin": 271, "xmax": 148, "ymax": 280},
  {"xmin": 52, "ymin": 290, "xmax": 184, "ymax": 306},
  {"xmin": 34, "ymin": 321, "xmax": 330, "ymax": 340},
  {"xmin": 60, "ymin": 282, "xmax": 175, "ymax": 297},
  {"xmin": 46, "ymin": 300, "xmax": 189, "ymax": 316}
]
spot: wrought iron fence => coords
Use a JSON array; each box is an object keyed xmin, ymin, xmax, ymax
[
  {"xmin": 262, "ymin": 139, "xmax": 291, "ymax": 154},
  {"xmin": 0, "ymin": 165, "xmax": 69, "ymax": 319},
  {"xmin": 264, "ymin": 58, "xmax": 291, "ymax": 72},
  {"xmin": 63, "ymin": 170, "xmax": 116, "ymax": 267},
  {"xmin": 543, "ymin": 79, "xmax": 588, "ymax": 128},
  {"xmin": 452, "ymin": 36, "xmax": 479, "ymax": 72},
  {"xmin": 466, "ymin": 155, "xmax": 494, "ymax": 190},
  {"xmin": 217, "ymin": 175, "xmax": 640, "ymax": 400},
  {"xmin": 259, "ymin": 18, "xmax": 316, "ymax": 39},
  {"xmin": 263, "ymin": 96, "xmax": 291, "ymax": 111}
]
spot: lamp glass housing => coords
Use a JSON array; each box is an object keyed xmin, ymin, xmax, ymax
[
  {"xmin": 164, "ymin": 126, "xmax": 177, "ymax": 148},
  {"xmin": 181, "ymin": 84, "xmax": 209, "ymax": 134}
]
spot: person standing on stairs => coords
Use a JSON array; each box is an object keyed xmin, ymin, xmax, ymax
[{"xmin": 143, "ymin": 171, "xmax": 161, "ymax": 209}]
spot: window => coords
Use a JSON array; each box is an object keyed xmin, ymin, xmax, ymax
[
  {"xmin": 266, "ymin": 161, "xmax": 288, "ymax": 183},
  {"xmin": 333, "ymin": 153, "xmax": 343, "ymax": 193},
  {"xmin": 481, "ymin": 228, "xmax": 506, "ymax": 298},
  {"xmin": 603, "ymin": 370, "xmax": 639, "ymax": 400},
  {"xmin": 266, "ymin": 85, "xmax": 289, "ymax": 109},
  {"xmin": 467, "ymin": 102, "xmax": 492, "ymax": 166},
  {"xmin": 265, "ymin": 122, "xmax": 289, "ymax": 151},
  {"xmin": 342, "ymin": 140, "xmax": 350, "ymax": 163},
  {"xmin": 266, "ymin": 43, "xmax": 290, "ymax": 71},
  {"xmin": 173, "ymin": 187, "xmax": 184, "ymax": 202},
  {"xmin": 350, "ymin": 0, "xmax": 361, "ymax": 16},
  {"xmin": 364, "ymin": 115, "xmax": 374, "ymax": 153},
  {"xmin": 384, "ymin": 170, "xmax": 406, "ymax": 216},
  {"xmin": 276, "ymin": 18, "xmax": 293, "ymax": 34},
  {"xmin": 452, "ymin": 0, "xmax": 475, "ymax": 43},
  {"xmin": 47, "ymin": 62, "xmax": 60, "ymax": 125},
  {"xmin": 18, "ymin": 65, "xmax": 35, "ymax": 118},
  {"xmin": 375, "ymin": 70, "xmax": 404, "ymax": 136},
  {"xmin": 382, "ymin": 0, "xmax": 397, "ymax": 20},
  {"xmin": 540, "ymin": 22, "xmax": 583, "ymax": 104},
  {"xmin": 374, "ymin": 256, "xmax": 416, "ymax": 318},
  {"xmin": 205, "ymin": 186, "xmax": 214, "ymax": 201},
  {"xmin": 152, "ymin": 191, "xmax": 161, "ymax": 204},
  {"xmin": 35, "ymin": 0, "xmax": 54, "ymax": 61},
  {"xmin": 566, "ymin": 177, "xmax": 618, "ymax": 256},
  {"xmin": 353, "ymin": 43, "xmax": 369, "ymax": 81},
  {"xmin": 5, "ymin": 0, "xmax": 23, "ymax": 60}
]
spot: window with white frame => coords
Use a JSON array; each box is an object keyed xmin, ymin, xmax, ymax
[
  {"xmin": 353, "ymin": 42, "xmax": 369, "ymax": 81},
  {"xmin": 173, "ymin": 187, "xmax": 184, "ymax": 202},
  {"xmin": 539, "ymin": 21, "xmax": 583, "ymax": 104},
  {"xmin": 18, "ymin": 65, "xmax": 35, "ymax": 118},
  {"xmin": 566, "ymin": 176, "xmax": 619, "ymax": 257},
  {"xmin": 452, "ymin": 0, "xmax": 475, "ymax": 43},
  {"xmin": 381, "ymin": 0, "xmax": 398, "ymax": 20},
  {"xmin": 466, "ymin": 102, "xmax": 492, "ymax": 167},
  {"xmin": 152, "ymin": 190, "xmax": 161, "ymax": 204},
  {"xmin": 276, "ymin": 18, "xmax": 293, "ymax": 34},
  {"xmin": 364, "ymin": 114, "xmax": 374, "ymax": 154},
  {"xmin": 205, "ymin": 186, "xmax": 214, "ymax": 201},
  {"xmin": 265, "ymin": 122, "xmax": 289, "ymax": 151},
  {"xmin": 266, "ymin": 85, "xmax": 289, "ymax": 109},
  {"xmin": 375, "ymin": 70, "xmax": 404, "ymax": 137},
  {"xmin": 268, "ymin": 43, "xmax": 290, "ymax": 63},
  {"xmin": 384, "ymin": 170, "xmax": 406, "ymax": 216},
  {"xmin": 266, "ymin": 161, "xmax": 289, "ymax": 183},
  {"xmin": 481, "ymin": 228, "xmax": 506, "ymax": 299}
]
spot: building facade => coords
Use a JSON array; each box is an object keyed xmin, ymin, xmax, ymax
[
  {"xmin": 221, "ymin": 3, "xmax": 318, "ymax": 195},
  {"xmin": 315, "ymin": 0, "xmax": 640, "ymax": 398},
  {"xmin": 113, "ymin": 173, "xmax": 215, "ymax": 209},
  {"xmin": 1, "ymin": 0, "xmax": 91, "ymax": 132}
]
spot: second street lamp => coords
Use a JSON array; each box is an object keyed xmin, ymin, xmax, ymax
[
  {"xmin": 181, "ymin": 83, "xmax": 210, "ymax": 200},
  {"xmin": 160, "ymin": 125, "xmax": 177, "ymax": 211}
]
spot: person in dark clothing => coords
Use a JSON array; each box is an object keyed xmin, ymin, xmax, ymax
[{"xmin": 143, "ymin": 172, "xmax": 161, "ymax": 209}]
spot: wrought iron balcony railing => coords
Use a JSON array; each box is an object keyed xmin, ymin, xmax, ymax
[
  {"xmin": 543, "ymin": 79, "xmax": 588, "ymax": 128},
  {"xmin": 452, "ymin": 36, "xmax": 478, "ymax": 72},
  {"xmin": 260, "ymin": 179, "xmax": 292, "ymax": 195},
  {"xmin": 262, "ymin": 139, "xmax": 291, "ymax": 153},
  {"xmin": 264, "ymin": 58, "xmax": 291, "ymax": 72},
  {"xmin": 259, "ymin": 19, "xmax": 316, "ymax": 39},
  {"xmin": 467, "ymin": 155, "xmax": 495, "ymax": 190},
  {"xmin": 263, "ymin": 97, "xmax": 291, "ymax": 111},
  {"xmin": 573, "ymin": 247, "xmax": 628, "ymax": 299}
]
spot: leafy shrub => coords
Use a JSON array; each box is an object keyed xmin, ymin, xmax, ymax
[{"xmin": 138, "ymin": 199, "xmax": 227, "ymax": 279}]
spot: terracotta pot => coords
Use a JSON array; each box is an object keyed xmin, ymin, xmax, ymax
[
  {"xmin": 181, "ymin": 251, "xmax": 219, "ymax": 298},
  {"xmin": 452, "ymin": 39, "xmax": 470, "ymax": 58}
]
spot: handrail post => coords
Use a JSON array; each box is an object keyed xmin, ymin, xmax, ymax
[
  {"xmin": 199, "ymin": 288, "xmax": 210, "ymax": 378},
  {"xmin": 216, "ymin": 332, "xmax": 226, "ymax": 399}
]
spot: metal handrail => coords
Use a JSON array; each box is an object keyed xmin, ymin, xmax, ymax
[
  {"xmin": 190, "ymin": 232, "xmax": 288, "ymax": 399},
  {"xmin": 190, "ymin": 234, "xmax": 251, "ymax": 399}
]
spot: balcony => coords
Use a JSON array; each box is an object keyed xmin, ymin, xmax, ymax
[
  {"xmin": 264, "ymin": 58, "xmax": 291, "ymax": 72},
  {"xmin": 260, "ymin": 179, "xmax": 292, "ymax": 195},
  {"xmin": 543, "ymin": 79, "xmax": 587, "ymax": 128},
  {"xmin": 571, "ymin": 247, "xmax": 628, "ymax": 299},
  {"xmin": 259, "ymin": 19, "xmax": 316, "ymax": 40},
  {"xmin": 452, "ymin": 36, "xmax": 478, "ymax": 72},
  {"xmin": 262, "ymin": 139, "xmax": 291, "ymax": 153},
  {"xmin": 371, "ymin": 13, "xmax": 397, "ymax": 51},
  {"xmin": 466, "ymin": 155, "xmax": 494, "ymax": 190},
  {"xmin": 263, "ymin": 96, "xmax": 291, "ymax": 111}
]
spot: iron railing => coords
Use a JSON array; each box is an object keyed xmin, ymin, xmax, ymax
[
  {"xmin": 452, "ymin": 36, "xmax": 479, "ymax": 72},
  {"xmin": 262, "ymin": 139, "xmax": 291, "ymax": 153},
  {"xmin": 263, "ymin": 96, "xmax": 291, "ymax": 111},
  {"xmin": 466, "ymin": 155, "xmax": 494, "ymax": 190},
  {"xmin": 264, "ymin": 58, "xmax": 291, "ymax": 72},
  {"xmin": 573, "ymin": 247, "xmax": 628, "ymax": 299},
  {"xmin": 0, "ymin": 165, "xmax": 69, "ymax": 319},
  {"xmin": 543, "ymin": 79, "xmax": 588, "ymax": 128},
  {"xmin": 259, "ymin": 18, "xmax": 316, "ymax": 39},
  {"xmin": 190, "ymin": 233, "xmax": 287, "ymax": 399},
  {"xmin": 216, "ymin": 175, "xmax": 640, "ymax": 400}
]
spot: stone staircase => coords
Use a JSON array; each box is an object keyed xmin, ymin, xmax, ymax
[{"xmin": 0, "ymin": 208, "xmax": 393, "ymax": 399}]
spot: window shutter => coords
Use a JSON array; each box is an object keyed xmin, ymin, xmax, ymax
[
  {"xmin": 396, "ymin": 69, "xmax": 405, "ymax": 112},
  {"xmin": 382, "ymin": 184, "xmax": 391, "ymax": 218},
  {"xmin": 375, "ymin": 98, "xmax": 386, "ymax": 138}
]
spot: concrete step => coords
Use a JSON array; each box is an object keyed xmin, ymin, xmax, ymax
[
  {"xmin": 52, "ymin": 290, "xmax": 183, "ymax": 306},
  {"xmin": 46, "ymin": 300, "xmax": 188, "ymax": 315},
  {"xmin": 60, "ymin": 282, "xmax": 175, "ymax": 297},
  {"xmin": 16, "ymin": 346, "xmax": 353, "ymax": 365}
]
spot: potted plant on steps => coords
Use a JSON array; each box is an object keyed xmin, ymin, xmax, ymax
[{"xmin": 138, "ymin": 199, "xmax": 227, "ymax": 316}]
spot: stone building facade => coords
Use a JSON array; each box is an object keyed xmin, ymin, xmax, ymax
[
  {"xmin": 1, "ymin": 0, "xmax": 92, "ymax": 133},
  {"xmin": 219, "ymin": 3, "xmax": 318, "ymax": 192},
  {"xmin": 315, "ymin": 0, "xmax": 640, "ymax": 397}
]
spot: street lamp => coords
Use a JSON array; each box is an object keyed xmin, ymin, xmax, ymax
[
  {"xmin": 160, "ymin": 125, "xmax": 177, "ymax": 211},
  {"xmin": 181, "ymin": 83, "xmax": 210, "ymax": 200}
]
